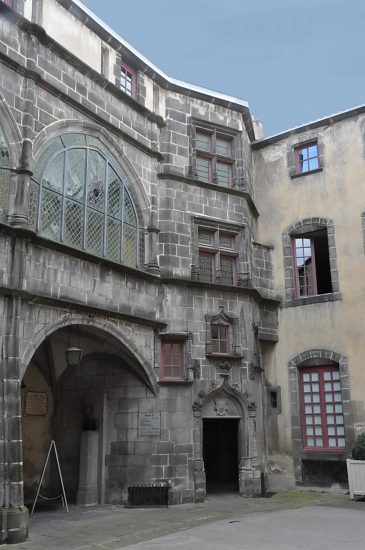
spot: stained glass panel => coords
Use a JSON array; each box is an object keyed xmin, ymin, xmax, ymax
[{"xmin": 87, "ymin": 150, "xmax": 105, "ymax": 211}]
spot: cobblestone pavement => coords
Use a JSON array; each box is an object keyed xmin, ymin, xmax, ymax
[{"xmin": 11, "ymin": 492, "xmax": 362, "ymax": 550}]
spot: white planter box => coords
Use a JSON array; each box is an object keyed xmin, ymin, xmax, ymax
[{"xmin": 346, "ymin": 459, "xmax": 365, "ymax": 499}]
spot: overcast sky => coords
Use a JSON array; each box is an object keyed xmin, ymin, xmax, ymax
[{"xmin": 82, "ymin": 0, "xmax": 365, "ymax": 137}]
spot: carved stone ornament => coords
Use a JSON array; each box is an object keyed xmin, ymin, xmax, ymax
[
  {"xmin": 218, "ymin": 361, "xmax": 232, "ymax": 376},
  {"xmin": 214, "ymin": 398, "xmax": 228, "ymax": 416}
]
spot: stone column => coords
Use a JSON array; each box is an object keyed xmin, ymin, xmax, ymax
[
  {"xmin": 144, "ymin": 201, "xmax": 160, "ymax": 275},
  {"xmin": 76, "ymin": 431, "xmax": 99, "ymax": 506},
  {"xmin": 192, "ymin": 404, "xmax": 206, "ymax": 503},
  {"xmin": 239, "ymin": 403, "xmax": 261, "ymax": 497},
  {"xmin": 0, "ymin": 296, "xmax": 29, "ymax": 543}
]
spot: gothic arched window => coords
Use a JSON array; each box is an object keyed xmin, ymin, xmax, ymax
[{"xmin": 30, "ymin": 134, "xmax": 144, "ymax": 268}]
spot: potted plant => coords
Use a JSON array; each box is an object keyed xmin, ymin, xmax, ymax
[{"xmin": 346, "ymin": 433, "xmax": 365, "ymax": 499}]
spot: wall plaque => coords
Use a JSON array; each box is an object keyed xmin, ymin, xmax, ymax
[
  {"xmin": 25, "ymin": 391, "xmax": 48, "ymax": 416},
  {"xmin": 138, "ymin": 412, "xmax": 160, "ymax": 437}
]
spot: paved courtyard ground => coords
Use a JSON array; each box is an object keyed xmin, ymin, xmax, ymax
[{"xmin": 11, "ymin": 492, "xmax": 365, "ymax": 549}]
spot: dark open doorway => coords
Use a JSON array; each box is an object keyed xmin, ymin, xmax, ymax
[{"xmin": 203, "ymin": 419, "xmax": 239, "ymax": 493}]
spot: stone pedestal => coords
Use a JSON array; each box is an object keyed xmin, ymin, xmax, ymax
[
  {"xmin": 239, "ymin": 458, "xmax": 262, "ymax": 497},
  {"xmin": 193, "ymin": 459, "xmax": 206, "ymax": 503},
  {"xmin": 76, "ymin": 431, "xmax": 99, "ymax": 506}
]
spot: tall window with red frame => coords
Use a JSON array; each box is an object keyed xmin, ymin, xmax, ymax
[
  {"xmin": 160, "ymin": 340, "xmax": 184, "ymax": 380},
  {"xmin": 211, "ymin": 324, "xmax": 230, "ymax": 355},
  {"xmin": 292, "ymin": 230, "xmax": 332, "ymax": 297},
  {"xmin": 195, "ymin": 129, "xmax": 233, "ymax": 188},
  {"xmin": 198, "ymin": 227, "xmax": 237, "ymax": 285},
  {"xmin": 300, "ymin": 366, "xmax": 346, "ymax": 451}
]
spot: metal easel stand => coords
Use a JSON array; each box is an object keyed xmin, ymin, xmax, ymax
[{"xmin": 31, "ymin": 440, "xmax": 69, "ymax": 516}]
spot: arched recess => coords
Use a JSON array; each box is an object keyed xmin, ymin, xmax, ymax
[
  {"xmin": 20, "ymin": 315, "xmax": 158, "ymax": 393},
  {"xmin": 288, "ymin": 348, "xmax": 353, "ymax": 485},
  {"xmin": 195, "ymin": 377, "xmax": 261, "ymax": 497},
  {"xmin": 20, "ymin": 318, "xmax": 158, "ymax": 506}
]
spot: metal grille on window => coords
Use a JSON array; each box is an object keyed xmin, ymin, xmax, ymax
[
  {"xmin": 199, "ymin": 253, "xmax": 213, "ymax": 282},
  {"xmin": 220, "ymin": 255, "xmax": 234, "ymax": 285},
  {"xmin": 32, "ymin": 135, "xmax": 143, "ymax": 268}
]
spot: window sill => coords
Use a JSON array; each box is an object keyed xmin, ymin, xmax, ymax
[
  {"xmin": 301, "ymin": 451, "xmax": 347, "ymax": 460},
  {"xmin": 206, "ymin": 354, "xmax": 243, "ymax": 360},
  {"xmin": 290, "ymin": 167, "xmax": 323, "ymax": 179},
  {"xmin": 158, "ymin": 380, "xmax": 193, "ymax": 386},
  {"xmin": 283, "ymin": 292, "xmax": 342, "ymax": 308}
]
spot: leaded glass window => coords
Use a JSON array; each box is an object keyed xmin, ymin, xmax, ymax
[{"xmin": 31, "ymin": 134, "xmax": 143, "ymax": 268}]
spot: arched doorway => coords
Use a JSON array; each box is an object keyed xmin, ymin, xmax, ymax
[
  {"xmin": 198, "ymin": 378, "xmax": 262, "ymax": 498},
  {"xmin": 201, "ymin": 389, "xmax": 242, "ymax": 493},
  {"xmin": 21, "ymin": 323, "xmax": 156, "ymax": 507}
]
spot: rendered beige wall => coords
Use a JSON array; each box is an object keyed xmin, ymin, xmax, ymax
[{"xmin": 255, "ymin": 114, "xmax": 365, "ymax": 463}]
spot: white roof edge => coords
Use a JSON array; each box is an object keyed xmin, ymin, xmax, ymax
[
  {"xmin": 71, "ymin": 0, "xmax": 249, "ymax": 109},
  {"xmin": 261, "ymin": 104, "xmax": 365, "ymax": 141}
]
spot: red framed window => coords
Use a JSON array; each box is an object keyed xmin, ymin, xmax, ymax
[
  {"xmin": 198, "ymin": 227, "xmax": 237, "ymax": 285},
  {"xmin": 211, "ymin": 324, "xmax": 229, "ymax": 355},
  {"xmin": 160, "ymin": 340, "xmax": 184, "ymax": 380},
  {"xmin": 292, "ymin": 230, "xmax": 332, "ymax": 297},
  {"xmin": 296, "ymin": 142, "xmax": 319, "ymax": 173},
  {"xmin": 300, "ymin": 366, "xmax": 346, "ymax": 451},
  {"xmin": 120, "ymin": 63, "xmax": 136, "ymax": 98},
  {"xmin": 195, "ymin": 129, "xmax": 233, "ymax": 187}
]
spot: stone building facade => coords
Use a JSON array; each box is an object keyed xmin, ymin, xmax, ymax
[{"xmin": 0, "ymin": 0, "xmax": 364, "ymax": 544}]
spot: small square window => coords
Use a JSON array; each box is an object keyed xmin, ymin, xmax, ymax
[
  {"xmin": 160, "ymin": 340, "xmax": 184, "ymax": 380},
  {"xmin": 295, "ymin": 142, "xmax": 319, "ymax": 174}
]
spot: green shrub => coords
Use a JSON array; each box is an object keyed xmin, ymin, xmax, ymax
[{"xmin": 352, "ymin": 433, "xmax": 365, "ymax": 460}]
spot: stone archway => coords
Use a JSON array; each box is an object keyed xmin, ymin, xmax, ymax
[
  {"xmin": 193, "ymin": 378, "xmax": 261, "ymax": 500},
  {"xmin": 21, "ymin": 321, "xmax": 158, "ymax": 508}
]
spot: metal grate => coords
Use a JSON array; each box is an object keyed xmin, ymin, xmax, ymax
[
  {"xmin": 127, "ymin": 483, "xmax": 169, "ymax": 507},
  {"xmin": 302, "ymin": 460, "xmax": 348, "ymax": 485}
]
